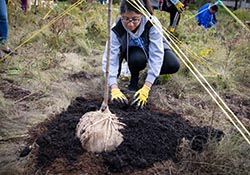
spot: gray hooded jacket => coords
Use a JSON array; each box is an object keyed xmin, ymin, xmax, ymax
[{"xmin": 102, "ymin": 15, "xmax": 170, "ymax": 86}]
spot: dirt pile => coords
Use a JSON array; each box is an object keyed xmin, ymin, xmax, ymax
[{"xmin": 23, "ymin": 97, "xmax": 223, "ymax": 174}]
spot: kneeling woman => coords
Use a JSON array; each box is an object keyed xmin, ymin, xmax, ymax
[{"xmin": 102, "ymin": 0, "xmax": 180, "ymax": 109}]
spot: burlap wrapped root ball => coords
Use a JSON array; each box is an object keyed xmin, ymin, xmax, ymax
[{"xmin": 76, "ymin": 109, "xmax": 125, "ymax": 153}]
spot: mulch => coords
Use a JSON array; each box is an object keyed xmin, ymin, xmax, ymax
[{"xmin": 23, "ymin": 96, "xmax": 224, "ymax": 174}]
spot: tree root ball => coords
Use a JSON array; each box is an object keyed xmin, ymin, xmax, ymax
[{"xmin": 76, "ymin": 108, "xmax": 125, "ymax": 153}]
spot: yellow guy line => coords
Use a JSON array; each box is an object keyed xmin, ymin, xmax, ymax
[
  {"xmin": 162, "ymin": 29, "xmax": 219, "ymax": 75},
  {"xmin": 43, "ymin": 4, "xmax": 81, "ymax": 24},
  {"xmin": 173, "ymin": 40, "xmax": 219, "ymax": 75},
  {"xmin": 220, "ymin": 2, "xmax": 250, "ymax": 32},
  {"xmin": 153, "ymin": 7, "xmax": 220, "ymax": 75},
  {"xmin": 43, "ymin": 8, "xmax": 54, "ymax": 20},
  {"xmin": 128, "ymin": 0, "xmax": 250, "ymax": 144},
  {"xmin": 1, "ymin": 0, "xmax": 83, "ymax": 62},
  {"xmin": 57, "ymin": 6, "xmax": 82, "ymax": 25},
  {"xmin": 171, "ymin": 0, "xmax": 250, "ymax": 75},
  {"xmin": 135, "ymin": 0, "xmax": 250, "ymax": 143}
]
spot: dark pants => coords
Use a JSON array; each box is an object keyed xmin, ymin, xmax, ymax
[
  {"xmin": 0, "ymin": 0, "xmax": 8, "ymax": 44},
  {"xmin": 162, "ymin": 3, "xmax": 180, "ymax": 27},
  {"xmin": 121, "ymin": 46, "xmax": 180, "ymax": 83},
  {"xmin": 21, "ymin": 0, "xmax": 28, "ymax": 11}
]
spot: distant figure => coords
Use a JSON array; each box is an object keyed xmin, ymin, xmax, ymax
[
  {"xmin": 21, "ymin": 0, "xmax": 28, "ymax": 11},
  {"xmin": 196, "ymin": 3, "xmax": 218, "ymax": 29},
  {"xmin": 99, "ymin": 0, "xmax": 107, "ymax": 4},
  {"xmin": 0, "ymin": 0, "xmax": 17, "ymax": 59},
  {"xmin": 183, "ymin": 0, "xmax": 189, "ymax": 9},
  {"xmin": 151, "ymin": 0, "xmax": 184, "ymax": 33}
]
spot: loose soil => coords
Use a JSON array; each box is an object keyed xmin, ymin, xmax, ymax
[{"xmin": 22, "ymin": 96, "xmax": 223, "ymax": 175}]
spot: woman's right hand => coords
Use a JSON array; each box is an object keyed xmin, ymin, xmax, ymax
[{"xmin": 111, "ymin": 86, "xmax": 128, "ymax": 105}]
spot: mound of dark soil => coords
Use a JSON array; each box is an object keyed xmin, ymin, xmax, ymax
[{"xmin": 26, "ymin": 97, "xmax": 223, "ymax": 174}]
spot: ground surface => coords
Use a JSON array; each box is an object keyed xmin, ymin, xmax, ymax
[
  {"xmin": 0, "ymin": 53, "xmax": 249, "ymax": 174},
  {"xmin": 0, "ymin": 75, "xmax": 223, "ymax": 175}
]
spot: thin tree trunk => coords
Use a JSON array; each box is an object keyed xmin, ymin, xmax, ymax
[{"xmin": 101, "ymin": 0, "xmax": 112, "ymax": 111}]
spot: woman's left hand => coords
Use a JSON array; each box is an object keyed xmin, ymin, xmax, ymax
[{"xmin": 131, "ymin": 84, "xmax": 151, "ymax": 109}]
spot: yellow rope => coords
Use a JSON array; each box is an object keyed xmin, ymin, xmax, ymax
[
  {"xmin": 162, "ymin": 30, "xmax": 220, "ymax": 75},
  {"xmin": 151, "ymin": 4, "xmax": 221, "ymax": 76},
  {"xmin": 57, "ymin": 6, "xmax": 82, "ymax": 25},
  {"xmin": 43, "ymin": 8, "xmax": 54, "ymax": 20},
  {"xmin": 127, "ymin": 0, "xmax": 250, "ymax": 144},
  {"xmin": 220, "ymin": 2, "xmax": 250, "ymax": 32},
  {"xmin": 1, "ymin": 0, "xmax": 84, "ymax": 62}
]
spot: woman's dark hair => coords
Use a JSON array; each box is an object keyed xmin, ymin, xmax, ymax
[
  {"xmin": 210, "ymin": 5, "xmax": 218, "ymax": 12},
  {"xmin": 120, "ymin": 0, "xmax": 153, "ymax": 15}
]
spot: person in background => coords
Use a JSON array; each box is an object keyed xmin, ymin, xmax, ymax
[
  {"xmin": 99, "ymin": 0, "xmax": 105, "ymax": 4},
  {"xmin": 196, "ymin": 3, "xmax": 219, "ymax": 29},
  {"xmin": 21, "ymin": 0, "xmax": 28, "ymax": 12},
  {"xmin": 0, "ymin": 0, "xmax": 16, "ymax": 59},
  {"xmin": 156, "ymin": 0, "xmax": 184, "ymax": 33},
  {"xmin": 183, "ymin": 0, "xmax": 189, "ymax": 9},
  {"xmin": 102, "ymin": 0, "xmax": 180, "ymax": 109}
]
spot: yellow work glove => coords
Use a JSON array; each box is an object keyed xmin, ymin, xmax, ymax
[
  {"xmin": 175, "ymin": 1, "xmax": 184, "ymax": 13},
  {"xmin": 111, "ymin": 88, "xmax": 128, "ymax": 105},
  {"xmin": 131, "ymin": 85, "xmax": 150, "ymax": 109}
]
